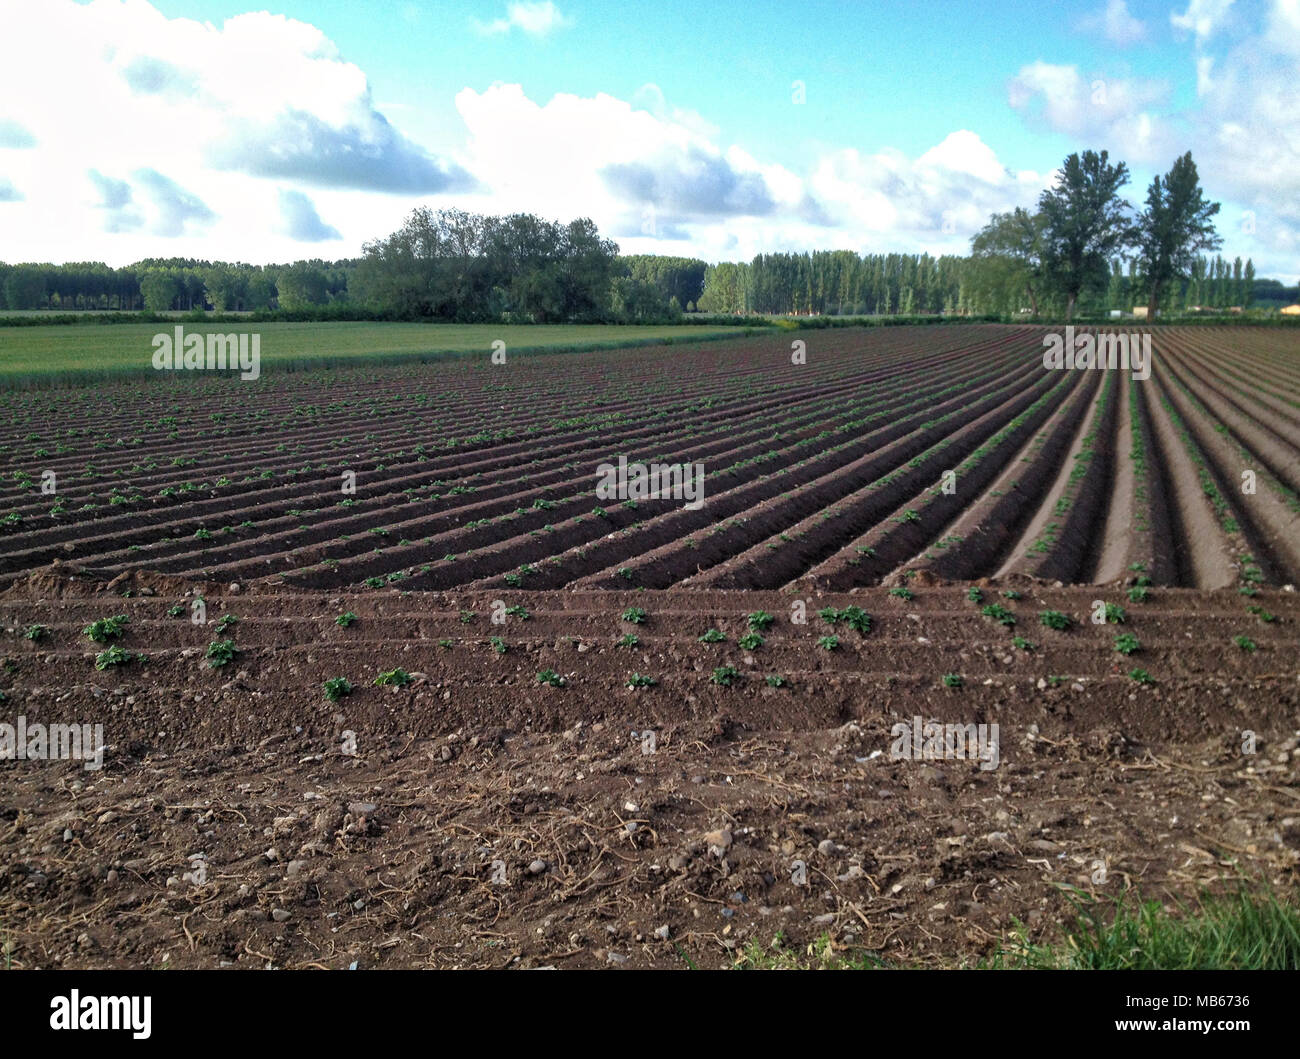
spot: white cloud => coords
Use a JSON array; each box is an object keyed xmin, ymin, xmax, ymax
[
  {"xmin": 1170, "ymin": 0, "xmax": 1236, "ymax": 43},
  {"xmin": 1077, "ymin": 0, "xmax": 1148, "ymax": 45},
  {"xmin": 474, "ymin": 2, "xmax": 571, "ymax": 37},
  {"xmin": 1195, "ymin": 55, "xmax": 1215, "ymax": 96},
  {"xmin": 807, "ymin": 133, "xmax": 1044, "ymax": 253},
  {"xmin": 0, "ymin": 0, "xmax": 1290, "ymax": 282},
  {"xmin": 0, "ymin": 0, "xmax": 468, "ymax": 262},
  {"xmin": 1266, "ymin": 0, "xmax": 1300, "ymax": 56},
  {"xmin": 1007, "ymin": 3, "xmax": 1300, "ymax": 280},
  {"xmin": 134, "ymin": 168, "xmax": 215, "ymax": 237},
  {"xmin": 0, "ymin": 119, "xmax": 37, "ymax": 149},
  {"xmin": 278, "ymin": 189, "xmax": 341, "ymax": 242},
  {"xmin": 1007, "ymin": 61, "xmax": 1174, "ymax": 163},
  {"xmin": 452, "ymin": 84, "xmax": 1042, "ymax": 261}
]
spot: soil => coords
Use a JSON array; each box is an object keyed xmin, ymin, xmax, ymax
[{"xmin": 1, "ymin": 566, "xmax": 1297, "ymax": 969}]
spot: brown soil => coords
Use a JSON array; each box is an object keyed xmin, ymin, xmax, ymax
[{"xmin": 1, "ymin": 566, "xmax": 1297, "ymax": 970}]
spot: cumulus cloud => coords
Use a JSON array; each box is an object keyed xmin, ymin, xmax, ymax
[
  {"xmin": 0, "ymin": 119, "xmax": 36, "ymax": 148},
  {"xmin": 0, "ymin": 0, "xmax": 470, "ymax": 234},
  {"xmin": 452, "ymin": 83, "xmax": 1041, "ymax": 261},
  {"xmin": 455, "ymin": 83, "xmax": 820, "ymax": 253},
  {"xmin": 601, "ymin": 145, "xmax": 777, "ymax": 219},
  {"xmin": 1006, "ymin": 3, "xmax": 1300, "ymax": 276},
  {"xmin": 474, "ymin": 2, "xmax": 571, "ymax": 37},
  {"xmin": 1171, "ymin": 0, "xmax": 1237, "ymax": 43},
  {"xmin": 121, "ymin": 55, "xmax": 197, "ymax": 97},
  {"xmin": 208, "ymin": 108, "xmax": 475, "ymax": 194},
  {"xmin": 1076, "ymin": 0, "xmax": 1147, "ymax": 45},
  {"xmin": 1191, "ymin": 23, "xmax": 1300, "ymax": 233},
  {"xmin": 134, "ymin": 168, "xmax": 215, "ymax": 236},
  {"xmin": 88, "ymin": 169, "xmax": 132, "ymax": 210},
  {"xmin": 87, "ymin": 169, "xmax": 143, "ymax": 232},
  {"xmin": 278, "ymin": 189, "xmax": 341, "ymax": 241},
  {"xmin": 1007, "ymin": 62, "xmax": 1174, "ymax": 163},
  {"xmin": 807, "ymin": 131, "xmax": 1044, "ymax": 251}
]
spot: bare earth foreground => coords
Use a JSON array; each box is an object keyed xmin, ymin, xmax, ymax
[{"xmin": 0, "ymin": 325, "xmax": 1297, "ymax": 968}]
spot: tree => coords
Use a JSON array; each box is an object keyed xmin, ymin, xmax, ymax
[
  {"xmin": 2, "ymin": 264, "xmax": 47, "ymax": 310},
  {"xmin": 204, "ymin": 267, "xmax": 246, "ymax": 312},
  {"xmin": 1135, "ymin": 152, "xmax": 1221, "ymax": 318},
  {"xmin": 621, "ymin": 255, "xmax": 707, "ymax": 310},
  {"xmin": 557, "ymin": 217, "xmax": 619, "ymax": 321},
  {"xmin": 970, "ymin": 208, "xmax": 1046, "ymax": 315},
  {"xmin": 138, "ymin": 269, "xmax": 180, "ymax": 312},
  {"xmin": 275, "ymin": 262, "xmax": 329, "ymax": 310},
  {"xmin": 1038, "ymin": 150, "xmax": 1136, "ymax": 321}
]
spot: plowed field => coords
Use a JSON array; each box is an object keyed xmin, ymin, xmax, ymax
[{"xmin": 1, "ymin": 324, "xmax": 1297, "ymax": 969}]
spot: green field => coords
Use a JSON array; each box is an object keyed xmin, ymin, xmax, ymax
[{"xmin": 0, "ymin": 320, "xmax": 757, "ymax": 386}]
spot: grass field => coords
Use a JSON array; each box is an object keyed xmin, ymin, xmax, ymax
[{"xmin": 0, "ymin": 320, "xmax": 757, "ymax": 385}]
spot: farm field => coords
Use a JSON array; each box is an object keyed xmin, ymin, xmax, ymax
[
  {"xmin": 1, "ymin": 323, "xmax": 1297, "ymax": 591},
  {"xmin": 1, "ymin": 323, "xmax": 1298, "ymax": 970},
  {"xmin": 0, "ymin": 320, "xmax": 751, "ymax": 384}
]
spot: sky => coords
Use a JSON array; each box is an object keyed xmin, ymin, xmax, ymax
[{"xmin": 0, "ymin": 0, "xmax": 1296, "ymax": 280}]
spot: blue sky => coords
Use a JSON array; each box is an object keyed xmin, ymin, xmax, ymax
[{"xmin": 1, "ymin": 0, "xmax": 1296, "ymax": 279}]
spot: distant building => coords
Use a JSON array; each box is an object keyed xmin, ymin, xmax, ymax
[
  {"xmin": 1281, "ymin": 304, "xmax": 1300, "ymax": 316},
  {"xmin": 1108, "ymin": 309, "xmax": 1122, "ymax": 318},
  {"xmin": 1132, "ymin": 306, "xmax": 1149, "ymax": 318}
]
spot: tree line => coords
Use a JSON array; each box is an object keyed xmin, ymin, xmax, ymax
[
  {"xmin": 0, "ymin": 164, "xmax": 1288, "ymax": 321},
  {"xmin": 0, "ymin": 214, "xmax": 708, "ymax": 324}
]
